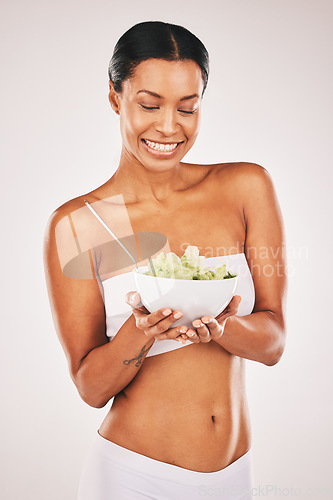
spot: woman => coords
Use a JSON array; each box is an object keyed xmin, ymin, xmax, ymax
[{"xmin": 43, "ymin": 21, "xmax": 287, "ymax": 500}]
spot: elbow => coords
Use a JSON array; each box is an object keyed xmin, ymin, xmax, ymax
[
  {"xmin": 264, "ymin": 346, "xmax": 284, "ymax": 366},
  {"xmin": 77, "ymin": 388, "xmax": 110, "ymax": 409},
  {"xmin": 71, "ymin": 368, "xmax": 112, "ymax": 409},
  {"xmin": 264, "ymin": 328, "xmax": 286, "ymax": 367}
]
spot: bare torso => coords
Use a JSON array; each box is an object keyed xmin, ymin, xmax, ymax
[{"xmin": 89, "ymin": 162, "xmax": 251, "ymax": 472}]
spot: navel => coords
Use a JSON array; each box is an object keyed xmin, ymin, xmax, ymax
[{"xmin": 211, "ymin": 415, "xmax": 215, "ymax": 423}]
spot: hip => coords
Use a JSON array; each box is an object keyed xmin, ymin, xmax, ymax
[{"xmin": 78, "ymin": 430, "xmax": 254, "ymax": 500}]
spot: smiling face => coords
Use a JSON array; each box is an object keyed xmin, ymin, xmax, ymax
[{"xmin": 109, "ymin": 58, "xmax": 204, "ymax": 172}]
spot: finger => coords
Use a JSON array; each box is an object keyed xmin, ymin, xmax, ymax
[
  {"xmin": 176, "ymin": 336, "xmax": 188, "ymax": 345},
  {"xmin": 192, "ymin": 320, "xmax": 212, "ymax": 343},
  {"xmin": 184, "ymin": 329, "xmax": 200, "ymax": 343},
  {"xmin": 145, "ymin": 309, "xmax": 180, "ymax": 332},
  {"xmin": 153, "ymin": 320, "xmax": 198, "ymax": 342},
  {"xmin": 125, "ymin": 292, "xmax": 151, "ymax": 320},
  {"xmin": 215, "ymin": 295, "xmax": 241, "ymax": 321},
  {"xmin": 174, "ymin": 328, "xmax": 196, "ymax": 344},
  {"xmin": 201, "ymin": 317, "xmax": 224, "ymax": 339},
  {"xmin": 125, "ymin": 291, "xmax": 141, "ymax": 307},
  {"xmin": 154, "ymin": 324, "xmax": 185, "ymax": 341},
  {"xmin": 228, "ymin": 295, "xmax": 241, "ymax": 309},
  {"xmin": 139, "ymin": 309, "xmax": 186, "ymax": 338},
  {"xmin": 225, "ymin": 295, "xmax": 241, "ymax": 312},
  {"xmin": 174, "ymin": 326, "xmax": 200, "ymax": 343}
]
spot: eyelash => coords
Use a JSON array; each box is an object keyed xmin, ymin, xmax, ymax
[{"xmin": 140, "ymin": 105, "xmax": 196, "ymax": 115}]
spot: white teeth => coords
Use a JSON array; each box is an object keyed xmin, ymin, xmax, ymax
[{"xmin": 144, "ymin": 139, "xmax": 179, "ymax": 152}]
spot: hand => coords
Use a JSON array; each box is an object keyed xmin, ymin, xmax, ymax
[
  {"xmin": 182, "ymin": 295, "xmax": 242, "ymax": 344},
  {"xmin": 124, "ymin": 291, "xmax": 190, "ymax": 344}
]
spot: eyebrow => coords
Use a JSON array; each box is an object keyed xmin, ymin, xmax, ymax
[{"xmin": 136, "ymin": 90, "xmax": 199, "ymax": 101}]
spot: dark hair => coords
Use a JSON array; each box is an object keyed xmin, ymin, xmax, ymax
[{"xmin": 108, "ymin": 21, "xmax": 209, "ymax": 96}]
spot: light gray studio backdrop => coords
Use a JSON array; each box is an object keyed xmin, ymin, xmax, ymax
[{"xmin": 1, "ymin": 0, "xmax": 332, "ymax": 499}]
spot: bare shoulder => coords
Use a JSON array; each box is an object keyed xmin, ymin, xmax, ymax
[
  {"xmin": 45, "ymin": 194, "xmax": 87, "ymax": 228},
  {"xmin": 43, "ymin": 194, "xmax": 93, "ymax": 283},
  {"xmin": 213, "ymin": 161, "xmax": 276, "ymax": 200},
  {"xmin": 43, "ymin": 190, "xmax": 102, "ymax": 251},
  {"xmin": 183, "ymin": 160, "xmax": 271, "ymax": 183},
  {"xmin": 43, "ymin": 194, "xmax": 99, "ymax": 283},
  {"xmin": 215, "ymin": 161, "xmax": 271, "ymax": 183}
]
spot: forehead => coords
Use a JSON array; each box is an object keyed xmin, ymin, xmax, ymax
[{"xmin": 123, "ymin": 59, "xmax": 203, "ymax": 97}]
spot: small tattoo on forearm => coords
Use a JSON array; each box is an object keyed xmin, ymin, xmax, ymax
[{"xmin": 123, "ymin": 344, "xmax": 152, "ymax": 367}]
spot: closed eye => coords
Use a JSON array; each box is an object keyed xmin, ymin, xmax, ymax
[
  {"xmin": 140, "ymin": 105, "xmax": 159, "ymax": 111},
  {"xmin": 140, "ymin": 105, "xmax": 196, "ymax": 115}
]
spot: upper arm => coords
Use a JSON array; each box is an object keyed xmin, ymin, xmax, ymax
[
  {"xmin": 241, "ymin": 163, "xmax": 287, "ymax": 326},
  {"xmin": 43, "ymin": 207, "xmax": 108, "ymax": 381}
]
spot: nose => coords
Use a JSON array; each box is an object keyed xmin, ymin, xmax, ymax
[{"xmin": 154, "ymin": 107, "xmax": 178, "ymax": 136}]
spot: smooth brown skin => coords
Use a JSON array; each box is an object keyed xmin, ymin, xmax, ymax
[{"xmin": 43, "ymin": 59, "xmax": 287, "ymax": 472}]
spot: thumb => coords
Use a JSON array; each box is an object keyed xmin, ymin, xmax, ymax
[
  {"xmin": 231, "ymin": 295, "xmax": 242, "ymax": 307},
  {"xmin": 225, "ymin": 294, "xmax": 241, "ymax": 316},
  {"xmin": 125, "ymin": 291, "xmax": 140, "ymax": 306}
]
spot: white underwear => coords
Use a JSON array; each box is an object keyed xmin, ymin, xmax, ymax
[{"xmin": 78, "ymin": 431, "xmax": 254, "ymax": 499}]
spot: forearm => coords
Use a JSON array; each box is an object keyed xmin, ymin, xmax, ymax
[
  {"xmin": 74, "ymin": 314, "xmax": 155, "ymax": 408},
  {"xmin": 214, "ymin": 311, "xmax": 285, "ymax": 366}
]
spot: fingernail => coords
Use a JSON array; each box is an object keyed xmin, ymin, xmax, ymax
[
  {"xmin": 193, "ymin": 321, "xmax": 203, "ymax": 328},
  {"xmin": 202, "ymin": 319, "xmax": 210, "ymax": 324},
  {"xmin": 173, "ymin": 312, "xmax": 182, "ymax": 319},
  {"xmin": 163, "ymin": 309, "xmax": 172, "ymax": 316},
  {"xmin": 187, "ymin": 330, "xmax": 195, "ymax": 337},
  {"xmin": 179, "ymin": 327, "xmax": 187, "ymax": 333}
]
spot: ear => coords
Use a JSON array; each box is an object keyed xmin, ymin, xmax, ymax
[{"xmin": 108, "ymin": 80, "xmax": 121, "ymax": 115}]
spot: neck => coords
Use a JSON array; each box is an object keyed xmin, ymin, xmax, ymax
[{"xmin": 109, "ymin": 148, "xmax": 186, "ymax": 204}]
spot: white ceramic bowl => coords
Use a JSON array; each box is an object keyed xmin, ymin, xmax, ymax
[{"xmin": 133, "ymin": 265, "xmax": 238, "ymax": 329}]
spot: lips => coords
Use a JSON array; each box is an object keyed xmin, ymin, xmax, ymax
[
  {"xmin": 143, "ymin": 138, "xmax": 182, "ymax": 147},
  {"xmin": 141, "ymin": 138, "xmax": 183, "ymax": 158}
]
